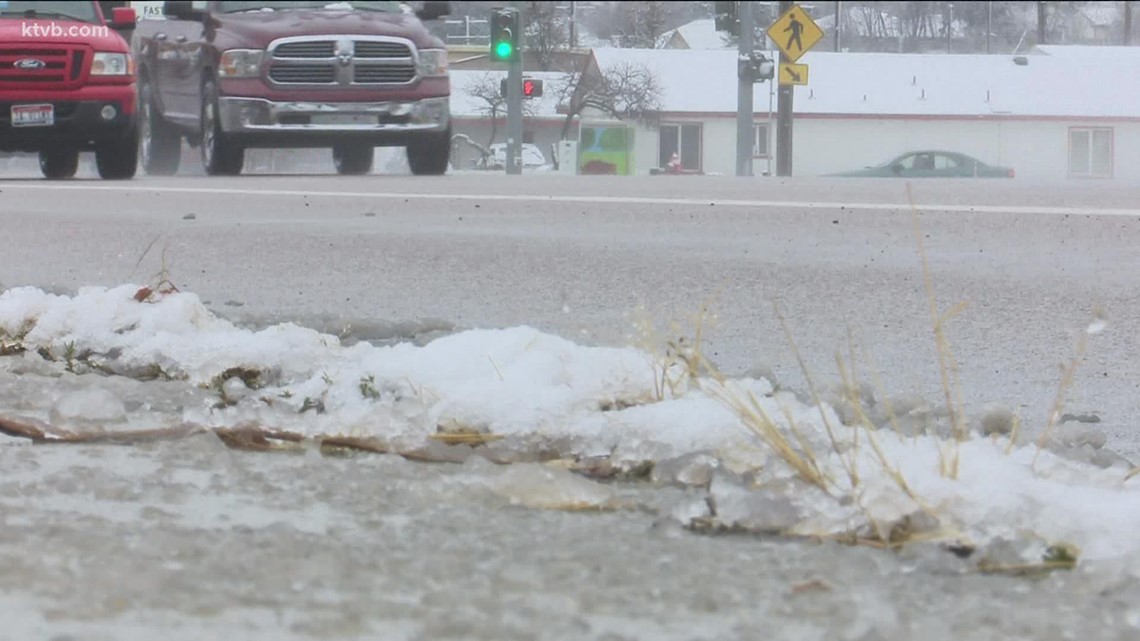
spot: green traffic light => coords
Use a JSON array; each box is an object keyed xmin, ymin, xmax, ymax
[{"xmin": 495, "ymin": 41, "xmax": 513, "ymax": 59}]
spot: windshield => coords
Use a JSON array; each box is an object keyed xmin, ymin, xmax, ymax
[
  {"xmin": 217, "ymin": 1, "xmax": 402, "ymax": 12},
  {"xmin": 0, "ymin": 0, "xmax": 99, "ymax": 22}
]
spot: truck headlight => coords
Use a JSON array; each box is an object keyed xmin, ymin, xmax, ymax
[
  {"xmin": 91, "ymin": 52, "xmax": 133, "ymax": 76},
  {"xmin": 219, "ymin": 49, "xmax": 265, "ymax": 78},
  {"xmin": 416, "ymin": 49, "xmax": 447, "ymax": 77}
]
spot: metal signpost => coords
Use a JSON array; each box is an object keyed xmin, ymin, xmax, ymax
[{"xmin": 766, "ymin": 2, "xmax": 824, "ymax": 177}]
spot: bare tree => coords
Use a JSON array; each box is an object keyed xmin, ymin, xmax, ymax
[
  {"xmin": 555, "ymin": 60, "xmax": 662, "ymax": 139},
  {"xmin": 522, "ymin": 1, "xmax": 569, "ymax": 70},
  {"xmin": 612, "ymin": 1, "xmax": 671, "ymax": 48},
  {"xmin": 462, "ymin": 72, "xmax": 536, "ymax": 152}
]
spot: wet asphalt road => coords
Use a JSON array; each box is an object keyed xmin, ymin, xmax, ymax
[{"xmin": 2, "ymin": 172, "xmax": 1138, "ymax": 456}]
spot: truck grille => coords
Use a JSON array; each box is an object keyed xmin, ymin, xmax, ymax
[
  {"xmin": 273, "ymin": 41, "xmax": 335, "ymax": 58},
  {"xmin": 267, "ymin": 36, "xmax": 417, "ymax": 87},
  {"xmin": 353, "ymin": 65, "xmax": 416, "ymax": 84},
  {"xmin": 268, "ymin": 64, "xmax": 337, "ymax": 84},
  {"xmin": 0, "ymin": 46, "xmax": 87, "ymax": 89},
  {"xmin": 353, "ymin": 41, "xmax": 411, "ymax": 59}
]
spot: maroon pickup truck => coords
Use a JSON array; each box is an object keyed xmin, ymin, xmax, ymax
[{"xmin": 133, "ymin": 0, "xmax": 451, "ymax": 176}]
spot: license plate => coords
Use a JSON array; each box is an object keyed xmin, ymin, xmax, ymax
[
  {"xmin": 11, "ymin": 104, "xmax": 54, "ymax": 128},
  {"xmin": 311, "ymin": 114, "xmax": 375, "ymax": 126}
]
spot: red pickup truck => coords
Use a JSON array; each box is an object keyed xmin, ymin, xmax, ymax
[
  {"xmin": 134, "ymin": 0, "xmax": 452, "ymax": 176},
  {"xmin": 0, "ymin": 1, "xmax": 139, "ymax": 179}
]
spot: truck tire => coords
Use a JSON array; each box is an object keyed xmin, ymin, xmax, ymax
[
  {"xmin": 333, "ymin": 143, "xmax": 373, "ymax": 175},
  {"xmin": 406, "ymin": 128, "xmax": 450, "ymax": 176},
  {"xmin": 200, "ymin": 78, "xmax": 244, "ymax": 176},
  {"xmin": 139, "ymin": 80, "xmax": 181, "ymax": 175},
  {"xmin": 39, "ymin": 149, "xmax": 79, "ymax": 179},
  {"xmin": 95, "ymin": 127, "xmax": 139, "ymax": 180}
]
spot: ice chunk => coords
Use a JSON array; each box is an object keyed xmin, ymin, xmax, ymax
[
  {"xmin": 486, "ymin": 463, "xmax": 617, "ymax": 511},
  {"xmin": 49, "ymin": 387, "xmax": 126, "ymax": 425}
]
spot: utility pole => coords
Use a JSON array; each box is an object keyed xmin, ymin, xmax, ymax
[
  {"xmin": 1125, "ymin": 1, "xmax": 1132, "ymax": 46},
  {"xmin": 834, "ymin": 0, "xmax": 841, "ymax": 51},
  {"xmin": 986, "ymin": 1, "xmax": 992, "ymax": 53},
  {"xmin": 735, "ymin": 0, "xmax": 755, "ymax": 177},
  {"xmin": 776, "ymin": 0, "xmax": 793, "ymax": 177},
  {"xmin": 1037, "ymin": 1, "xmax": 1047, "ymax": 45},
  {"xmin": 569, "ymin": 1, "xmax": 577, "ymax": 49},
  {"xmin": 946, "ymin": 3, "xmax": 953, "ymax": 54}
]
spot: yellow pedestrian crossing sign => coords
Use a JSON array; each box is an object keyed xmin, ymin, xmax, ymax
[
  {"xmin": 779, "ymin": 63, "xmax": 809, "ymax": 86},
  {"xmin": 767, "ymin": 4, "xmax": 824, "ymax": 63}
]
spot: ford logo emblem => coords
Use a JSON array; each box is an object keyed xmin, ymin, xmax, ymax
[{"xmin": 14, "ymin": 58, "xmax": 46, "ymax": 70}]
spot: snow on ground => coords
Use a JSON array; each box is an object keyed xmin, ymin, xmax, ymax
[{"xmin": 1, "ymin": 284, "xmax": 1138, "ymax": 563}]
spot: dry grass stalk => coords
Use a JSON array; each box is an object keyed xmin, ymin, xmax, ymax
[
  {"xmin": 429, "ymin": 432, "xmax": 505, "ymax": 445},
  {"xmin": 1031, "ymin": 308, "xmax": 1103, "ymax": 470},
  {"xmin": 702, "ymin": 370, "xmax": 831, "ymax": 492},
  {"xmin": 771, "ymin": 299, "xmax": 859, "ymax": 489},
  {"xmin": 906, "ymin": 184, "xmax": 969, "ymax": 479},
  {"xmin": 319, "ymin": 435, "xmax": 389, "ymax": 455},
  {"xmin": 1125, "ymin": 467, "xmax": 1140, "ymax": 483},
  {"xmin": 214, "ymin": 425, "xmax": 305, "ymax": 452},
  {"xmin": 0, "ymin": 415, "xmax": 204, "ymax": 444},
  {"xmin": 1004, "ymin": 411, "xmax": 1022, "ymax": 455}
]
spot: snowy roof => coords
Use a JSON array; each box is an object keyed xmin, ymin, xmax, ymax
[
  {"xmin": 449, "ymin": 70, "xmax": 568, "ymax": 119},
  {"xmin": 590, "ymin": 48, "xmax": 1140, "ymax": 119},
  {"xmin": 660, "ymin": 18, "xmax": 733, "ymax": 50},
  {"xmin": 1033, "ymin": 44, "xmax": 1140, "ymax": 61}
]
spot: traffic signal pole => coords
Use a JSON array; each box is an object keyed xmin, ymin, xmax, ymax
[
  {"xmin": 506, "ymin": 55, "xmax": 522, "ymax": 175},
  {"xmin": 776, "ymin": 0, "xmax": 794, "ymax": 176},
  {"xmin": 735, "ymin": 0, "xmax": 754, "ymax": 177},
  {"xmin": 491, "ymin": 7, "xmax": 523, "ymax": 175}
]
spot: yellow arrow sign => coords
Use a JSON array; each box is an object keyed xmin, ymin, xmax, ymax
[
  {"xmin": 767, "ymin": 4, "xmax": 824, "ymax": 63},
  {"xmin": 779, "ymin": 62, "xmax": 809, "ymax": 86}
]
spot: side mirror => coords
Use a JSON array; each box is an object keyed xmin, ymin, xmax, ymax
[
  {"xmin": 416, "ymin": 1, "xmax": 451, "ymax": 20},
  {"xmin": 163, "ymin": 0, "xmax": 206, "ymax": 21},
  {"xmin": 110, "ymin": 6, "xmax": 137, "ymax": 30}
]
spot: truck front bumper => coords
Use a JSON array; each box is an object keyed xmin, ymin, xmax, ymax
[
  {"xmin": 0, "ymin": 99, "xmax": 136, "ymax": 153},
  {"xmin": 217, "ymin": 96, "xmax": 449, "ymax": 145}
]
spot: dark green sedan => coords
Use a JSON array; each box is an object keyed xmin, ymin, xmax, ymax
[{"xmin": 828, "ymin": 151, "xmax": 1015, "ymax": 178}]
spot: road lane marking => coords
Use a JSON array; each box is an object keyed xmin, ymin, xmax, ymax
[{"xmin": 3, "ymin": 183, "xmax": 1140, "ymax": 217}]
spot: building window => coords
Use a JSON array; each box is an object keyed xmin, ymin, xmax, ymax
[
  {"xmin": 659, "ymin": 123, "xmax": 702, "ymax": 171},
  {"xmin": 753, "ymin": 123, "xmax": 770, "ymax": 158},
  {"xmin": 1069, "ymin": 127, "xmax": 1113, "ymax": 178}
]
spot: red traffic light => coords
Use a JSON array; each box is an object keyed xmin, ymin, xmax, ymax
[{"xmin": 522, "ymin": 78, "xmax": 543, "ymax": 97}]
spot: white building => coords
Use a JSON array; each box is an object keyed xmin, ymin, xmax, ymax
[{"xmin": 584, "ymin": 47, "xmax": 1140, "ymax": 182}]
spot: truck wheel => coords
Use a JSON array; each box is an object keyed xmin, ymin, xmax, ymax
[
  {"xmin": 406, "ymin": 128, "xmax": 451, "ymax": 176},
  {"xmin": 39, "ymin": 149, "xmax": 79, "ymax": 179},
  {"xmin": 139, "ymin": 80, "xmax": 181, "ymax": 175},
  {"xmin": 95, "ymin": 128, "xmax": 139, "ymax": 180},
  {"xmin": 332, "ymin": 143, "xmax": 374, "ymax": 175},
  {"xmin": 200, "ymin": 78, "xmax": 244, "ymax": 176}
]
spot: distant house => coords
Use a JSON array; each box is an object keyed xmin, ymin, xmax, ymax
[
  {"xmin": 579, "ymin": 47, "xmax": 1140, "ymax": 182},
  {"xmin": 659, "ymin": 19, "xmax": 733, "ymax": 50}
]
